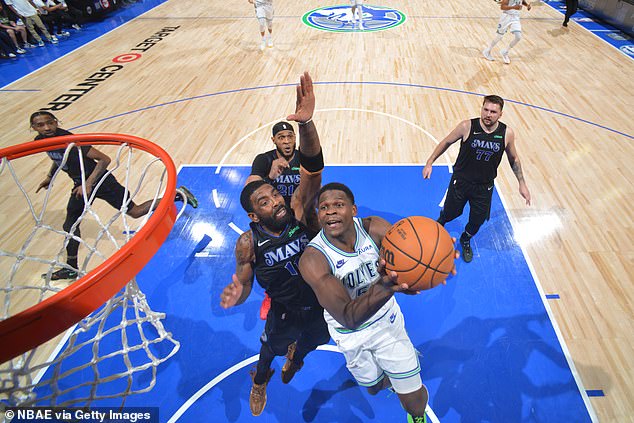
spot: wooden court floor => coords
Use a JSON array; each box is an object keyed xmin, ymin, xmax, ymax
[{"xmin": 1, "ymin": 1, "xmax": 632, "ymax": 421}]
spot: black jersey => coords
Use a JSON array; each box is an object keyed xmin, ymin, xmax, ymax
[
  {"xmin": 250, "ymin": 149, "xmax": 301, "ymax": 205},
  {"xmin": 36, "ymin": 128, "xmax": 117, "ymax": 187},
  {"xmin": 453, "ymin": 118, "xmax": 507, "ymax": 184},
  {"xmin": 250, "ymin": 219, "xmax": 320, "ymax": 310}
]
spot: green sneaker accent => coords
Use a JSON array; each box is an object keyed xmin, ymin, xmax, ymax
[
  {"xmin": 407, "ymin": 414, "xmax": 427, "ymax": 423},
  {"xmin": 461, "ymin": 238, "xmax": 473, "ymax": 263},
  {"xmin": 176, "ymin": 186, "xmax": 198, "ymax": 208},
  {"xmin": 42, "ymin": 268, "xmax": 78, "ymax": 280}
]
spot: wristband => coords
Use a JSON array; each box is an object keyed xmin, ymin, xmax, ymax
[{"xmin": 298, "ymin": 118, "xmax": 312, "ymax": 126}]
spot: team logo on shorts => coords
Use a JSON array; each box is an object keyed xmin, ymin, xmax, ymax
[{"xmin": 302, "ymin": 5, "xmax": 406, "ymax": 32}]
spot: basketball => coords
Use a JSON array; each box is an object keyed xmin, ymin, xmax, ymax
[{"xmin": 380, "ymin": 216, "xmax": 455, "ymax": 291}]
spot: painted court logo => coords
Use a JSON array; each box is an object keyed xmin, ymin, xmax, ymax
[{"xmin": 303, "ymin": 5, "xmax": 405, "ymax": 32}]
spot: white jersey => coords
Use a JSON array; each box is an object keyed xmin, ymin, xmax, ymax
[
  {"xmin": 307, "ymin": 217, "xmax": 396, "ymax": 333},
  {"xmin": 307, "ymin": 217, "xmax": 422, "ymax": 394},
  {"xmin": 503, "ymin": 0, "xmax": 523, "ymax": 16}
]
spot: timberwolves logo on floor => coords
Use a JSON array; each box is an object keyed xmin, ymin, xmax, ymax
[{"xmin": 303, "ymin": 5, "xmax": 406, "ymax": 32}]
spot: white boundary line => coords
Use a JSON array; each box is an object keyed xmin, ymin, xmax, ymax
[
  {"xmin": 496, "ymin": 190, "xmax": 599, "ymax": 422},
  {"xmin": 214, "ymin": 107, "xmax": 448, "ymax": 174},
  {"xmin": 167, "ymin": 344, "xmax": 441, "ymax": 423}
]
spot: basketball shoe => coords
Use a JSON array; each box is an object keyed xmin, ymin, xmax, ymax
[
  {"xmin": 281, "ymin": 342, "xmax": 303, "ymax": 384},
  {"xmin": 407, "ymin": 414, "xmax": 427, "ymax": 423},
  {"xmin": 460, "ymin": 238, "xmax": 473, "ymax": 263},
  {"xmin": 42, "ymin": 268, "xmax": 78, "ymax": 280},
  {"xmin": 175, "ymin": 186, "xmax": 198, "ymax": 208},
  {"xmin": 483, "ymin": 48, "xmax": 494, "ymax": 61},
  {"xmin": 250, "ymin": 368, "xmax": 274, "ymax": 416},
  {"xmin": 500, "ymin": 49, "xmax": 511, "ymax": 64},
  {"xmin": 266, "ymin": 36, "xmax": 273, "ymax": 48}
]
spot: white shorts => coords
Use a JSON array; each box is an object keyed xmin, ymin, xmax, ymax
[
  {"xmin": 350, "ymin": 0, "xmax": 364, "ymax": 5},
  {"xmin": 328, "ymin": 300, "xmax": 422, "ymax": 394},
  {"xmin": 254, "ymin": 1, "xmax": 273, "ymax": 21},
  {"xmin": 497, "ymin": 13, "xmax": 521, "ymax": 34}
]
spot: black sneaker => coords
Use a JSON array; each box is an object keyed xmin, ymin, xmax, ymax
[
  {"xmin": 42, "ymin": 268, "xmax": 78, "ymax": 280},
  {"xmin": 175, "ymin": 186, "xmax": 198, "ymax": 208},
  {"xmin": 461, "ymin": 238, "xmax": 473, "ymax": 263}
]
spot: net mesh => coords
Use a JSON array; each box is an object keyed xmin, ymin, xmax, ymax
[{"xmin": 0, "ymin": 139, "xmax": 182, "ymax": 407}]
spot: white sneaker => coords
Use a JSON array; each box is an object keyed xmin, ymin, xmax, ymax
[
  {"xmin": 8, "ymin": 52, "xmax": 16, "ymax": 58},
  {"xmin": 500, "ymin": 49, "xmax": 510, "ymax": 64},
  {"xmin": 37, "ymin": 41, "xmax": 45, "ymax": 47},
  {"xmin": 259, "ymin": 39, "xmax": 266, "ymax": 51},
  {"xmin": 358, "ymin": 21, "xmax": 364, "ymax": 30},
  {"xmin": 266, "ymin": 37, "xmax": 273, "ymax": 48},
  {"xmin": 50, "ymin": 36, "xmax": 59, "ymax": 44},
  {"xmin": 483, "ymin": 48, "xmax": 494, "ymax": 61},
  {"xmin": 16, "ymin": 48, "xmax": 26, "ymax": 54}
]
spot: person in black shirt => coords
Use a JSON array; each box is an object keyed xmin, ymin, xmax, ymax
[
  {"xmin": 219, "ymin": 72, "xmax": 329, "ymax": 417},
  {"xmin": 422, "ymin": 95, "xmax": 531, "ymax": 262},
  {"xmin": 246, "ymin": 121, "xmax": 301, "ymax": 321},
  {"xmin": 30, "ymin": 111, "xmax": 199, "ymax": 280},
  {"xmin": 246, "ymin": 121, "xmax": 301, "ymax": 207}
]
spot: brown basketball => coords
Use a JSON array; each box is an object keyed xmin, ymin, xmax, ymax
[{"xmin": 380, "ymin": 216, "xmax": 455, "ymax": 290}]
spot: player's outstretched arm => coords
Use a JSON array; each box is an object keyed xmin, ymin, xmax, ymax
[
  {"xmin": 423, "ymin": 120, "xmax": 469, "ymax": 179},
  {"xmin": 299, "ymin": 246, "xmax": 410, "ymax": 329},
  {"xmin": 288, "ymin": 72, "xmax": 324, "ymax": 230},
  {"xmin": 220, "ymin": 231, "xmax": 256, "ymax": 308}
]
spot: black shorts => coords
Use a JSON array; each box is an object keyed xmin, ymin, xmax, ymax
[
  {"xmin": 261, "ymin": 301, "xmax": 330, "ymax": 357},
  {"xmin": 442, "ymin": 176, "xmax": 494, "ymax": 224},
  {"xmin": 67, "ymin": 175, "xmax": 129, "ymax": 217}
]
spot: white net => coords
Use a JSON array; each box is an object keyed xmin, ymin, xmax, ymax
[{"xmin": 0, "ymin": 138, "xmax": 182, "ymax": 408}]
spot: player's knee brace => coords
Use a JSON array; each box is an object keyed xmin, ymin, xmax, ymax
[{"xmin": 299, "ymin": 148, "xmax": 324, "ymax": 173}]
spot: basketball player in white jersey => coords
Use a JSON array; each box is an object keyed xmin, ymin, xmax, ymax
[
  {"xmin": 248, "ymin": 0, "xmax": 274, "ymax": 51},
  {"xmin": 483, "ymin": 0, "xmax": 532, "ymax": 64},
  {"xmin": 299, "ymin": 182, "xmax": 458, "ymax": 423},
  {"xmin": 350, "ymin": 0, "xmax": 364, "ymax": 30}
]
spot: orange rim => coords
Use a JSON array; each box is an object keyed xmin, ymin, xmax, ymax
[{"xmin": 0, "ymin": 134, "xmax": 177, "ymax": 364}]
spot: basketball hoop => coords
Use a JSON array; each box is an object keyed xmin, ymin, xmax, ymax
[{"xmin": 0, "ymin": 134, "xmax": 182, "ymax": 406}]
